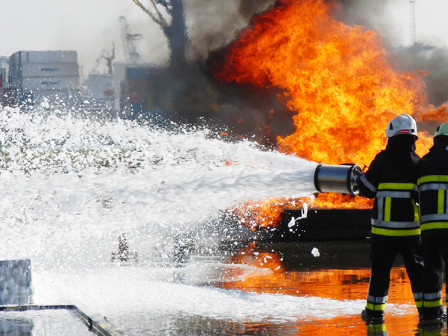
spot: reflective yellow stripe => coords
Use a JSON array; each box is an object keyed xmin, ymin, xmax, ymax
[
  {"xmin": 421, "ymin": 222, "xmax": 448, "ymax": 231},
  {"xmin": 423, "ymin": 299, "xmax": 443, "ymax": 308},
  {"xmin": 384, "ymin": 197, "xmax": 391, "ymax": 221},
  {"xmin": 366, "ymin": 324, "xmax": 387, "ymax": 333},
  {"xmin": 413, "ymin": 202, "xmax": 420, "ymax": 221},
  {"xmin": 375, "ymin": 182, "xmax": 419, "ymax": 235},
  {"xmin": 372, "ymin": 227, "xmax": 421, "ymax": 236},
  {"xmin": 378, "ymin": 182, "xmax": 415, "ymax": 190},
  {"xmin": 366, "ymin": 302, "xmax": 386, "ymax": 311},
  {"xmin": 438, "ymin": 190, "xmax": 445, "ymax": 214},
  {"xmin": 418, "ymin": 175, "xmax": 448, "ymax": 185}
]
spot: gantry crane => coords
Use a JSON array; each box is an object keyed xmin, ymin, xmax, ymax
[{"xmin": 119, "ymin": 16, "xmax": 142, "ymax": 63}]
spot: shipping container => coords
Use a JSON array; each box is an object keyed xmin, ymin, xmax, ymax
[
  {"xmin": 10, "ymin": 50, "xmax": 78, "ymax": 64},
  {"xmin": 121, "ymin": 67, "xmax": 163, "ymax": 112},
  {"xmin": 21, "ymin": 63, "xmax": 79, "ymax": 78},
  {"xmin": 8, "ymin": 65, "xmax": 20, "ymax": 89},
  {"xmin": 9, "ymin": 50, "xmax": 79, "ymax": 91},
  {"xmin": 0, "ymin": 66, "xmax": 6, "ymax": 89},
  {"xmin": 22, "ymin": 77, "xmax": 79, "ymax": 91},
  {"xmin": 125, "ymin": 67, "xmax": 157, "ymax": 80}
]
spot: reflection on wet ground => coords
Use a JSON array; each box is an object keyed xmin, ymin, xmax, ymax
[
  {"xmin": 112, "ymin": 239, "xmax": 445, "ymax": 335},
  {"xmin": 214, "ymin": 240, "xmax": 447, "ymax": 336},
  {"xmin": 86, "ymin": 239, "xmax": 446, "ymax": 335},
  {"xmin": 19, "ymin": 239, "xmax": 445, "ymax": 335}
]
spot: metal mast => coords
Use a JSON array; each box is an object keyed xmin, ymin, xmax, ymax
[
  {"xmin": 119, "ymin": 16, "xmax": 142, "ymax": 63},
  {"xmin": 102, "ymin": 44, "xmax": 116, "ymax": 75},
  {"xmin": 410, "ymin": 0, "xmax": 416, "ymax": 46}
]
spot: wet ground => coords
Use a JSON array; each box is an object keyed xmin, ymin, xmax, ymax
[
  {"xmin": 152, "ymin": 239, "xmax": 445, "ymax": 336},
  {"xmin": 3, "ymin": 239, "xmax": 447, "ymax": 335},
  {"xmin": 213, "ymin": 239, "xmax": 445, "ymax": 336},
  {"xmin": 0, "ymin": 310, "xmax": 92, "ymax": 335}
]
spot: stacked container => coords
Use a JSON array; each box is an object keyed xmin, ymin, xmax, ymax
[
  {"xmin": 119, "ymin": 66, "xmax": 173, "ymax": 120},
  {"xmin": 9, "ymin": 50, "xmax": 80, "ymax": 108}
]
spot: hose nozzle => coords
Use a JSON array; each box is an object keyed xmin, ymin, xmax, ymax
[{"xmin": 314, "ymin": 163, "xmax": 363, "ymax": 196}]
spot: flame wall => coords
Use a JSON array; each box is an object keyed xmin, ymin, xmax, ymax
[
  {"xmin": 211, "ymin": 0, "xmax": 448, "ymax": 222},
  {"xmin": 213, "ymin": 0, "xmax": 435, "ymax": 167}
]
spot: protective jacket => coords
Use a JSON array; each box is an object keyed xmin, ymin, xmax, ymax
[
  {"xmin": 417, "ymin": 135, "xmax": 448, "ymax": 319},
  {"xmin": 358, "ymin": 134, "xmax": 421, "ymax": 241},
  {"xmin": 357, "ymin": 134, "xmax": 423, "ymax": 315},
  {"xmin": 417, "ymin": 135, "xmax": 448, "ymax": 238}
]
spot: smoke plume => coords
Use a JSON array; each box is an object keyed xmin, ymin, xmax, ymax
[
  {"xmin": 185, "ymin": 0, "xmax": 275, "ymax": 61},
  {"xmin": 141, "ymin": 0, "xmax": 448, "ymax": 143},
  {"xmin": 334, "ymin": 0, "xmax": 448, "ymax": 106}
]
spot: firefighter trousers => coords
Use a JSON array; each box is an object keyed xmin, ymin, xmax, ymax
[
  {"xmin": 366, "ymin": 239, "xmax": 424, "ymax": 314},
  {"xmin": 421, "ymin": 236, "xmax": 448, "ymax": 319}
]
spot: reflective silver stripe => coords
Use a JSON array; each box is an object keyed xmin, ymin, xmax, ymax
[
  {"xmin": 360, "ymin": 174, "xmax": 376, "ymax": 193},
  {"xmin": 414, "ymin": 292, "xmax": 423, "ymax": 300},
  {"xmin": 367, "ymin": 294, "xmax": 388, "ymax": 303},
  {"xmin": 376, "ymin": 191, "xmax": 412, "ymax": 198},
  {"xmin": 377, "ymin": 196, "xmax": 384, "ymax": 221},
  {"xmin": 423, "ymin": 292, "xmax": 442, "ymax": 300},
  {"xmin": 419, "ymin": 183, "xmax": 448, "ymax": 192},
  {"xmin": 371, "ymin": 218, "xmax": 420, "ymax": 229},
  {"xmin": 420, "ymin": 214, "xmax": 448, "ymax": 223}
]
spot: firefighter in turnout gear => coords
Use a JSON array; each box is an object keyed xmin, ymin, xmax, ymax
[
  {"xmin": 357, "ymin": 114, "xmax": 423, "ymax": 324},
  {"xmin": 417, "ymin": 121, "xmax": 448, "ymax": 324}
]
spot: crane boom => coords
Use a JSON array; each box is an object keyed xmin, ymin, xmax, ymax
[{"xmin": 119, "ymin": 16, "xmax": 142, "ymax": 63}]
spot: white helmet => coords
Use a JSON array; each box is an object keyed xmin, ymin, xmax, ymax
[
  {"xmin": 385, "ymin": 114, "xmax": 418, "ymax": 138},
  {"xmin": 434, "ymin": 122, "xmax": 448, "ymax": 138}
]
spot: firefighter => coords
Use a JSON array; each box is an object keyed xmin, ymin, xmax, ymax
[
  {"xmin": 417, "ymin": 121, "xmax": 448, "ymax": 323},
  {"xmin": 357, "ymin": 114, "xmax": 423, "ymax": 324}
]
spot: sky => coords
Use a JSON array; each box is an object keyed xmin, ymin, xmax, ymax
[
  {"xmin": 343, "ymin": 0, "xmax": 448, "ymax": 48},
  {"xmin": 0, "ymin": 0, "xmax": 165, "ymax": 77},
  {"xmin": 0, "ymin": 0, "xmax": 447, "ymax": 77},
  {"xmin": 393, "ymin": 0, "xmax": 448, "ymax": 47}
]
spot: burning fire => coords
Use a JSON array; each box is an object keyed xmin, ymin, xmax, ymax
[{"xmin": 213, "ymin": 0, "xmax": 444, "ymax": 227}]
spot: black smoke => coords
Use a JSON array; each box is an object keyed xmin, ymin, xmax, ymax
[{"xmin": 134, "ymin": 0, "xmax": 448, "ymax": 144}]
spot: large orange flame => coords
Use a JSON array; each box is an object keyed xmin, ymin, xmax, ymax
[{"xmin": 213, "ymin": 0, "xmax": 443, "ymax": 227}]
